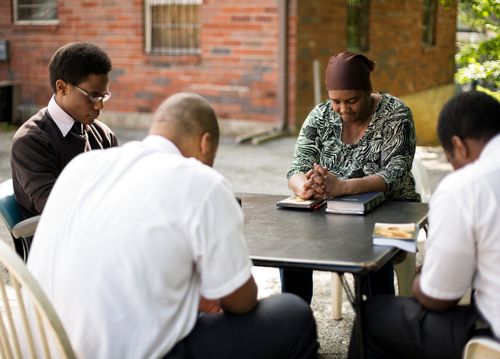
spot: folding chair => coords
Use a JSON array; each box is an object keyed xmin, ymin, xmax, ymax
[
  {"xmin": 0, "ymin": 239, "xmax": 76, "ymax": 358},
  {"xmin": 0, "ymin": 179, "xmax": 40, "ymax": 261}
]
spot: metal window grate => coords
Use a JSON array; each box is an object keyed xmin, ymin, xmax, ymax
[
  {"xmin": 347, "ymin": 0, "xmax": 370, "ymax": 52},
  {"xmin": 145, "ymin": 0, "xmax": 202, "ymax": 55},
  {"xmin": 422, "ymin": 0, "xmax": 437, "ymax": 46},
  {"xmin": 15, "ymin": 0, "xmax": 58, "ymax": 22}
]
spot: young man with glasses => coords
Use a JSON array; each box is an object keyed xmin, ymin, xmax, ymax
[{"xmin": 10, "ymin": 42, "xmax": 118, "ymax": 258}]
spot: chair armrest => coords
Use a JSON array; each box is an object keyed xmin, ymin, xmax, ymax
[{"xmin": 11, "ymin": 215, "xmax": 41, "ymax": 239}]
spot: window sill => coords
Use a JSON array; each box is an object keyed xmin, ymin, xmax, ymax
[
  {"xmin": 12, "ymin": 21, "xmax": 59, "ymax": 32},
  {"xmin": 14, "ymin": 19, "xmax": 59, "ymax": 25}
]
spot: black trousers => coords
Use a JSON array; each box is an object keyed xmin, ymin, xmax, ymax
[
  {"xmin": 280, "ymin": 260, "xmax": 395, "ymax": 304},
  {"xmin": 348, "ymin": 295, "xmax": 485, "ymax": 359},
  {"xmin": 164, "ymin": 293, "xmax": 319, "ymax": 359}
]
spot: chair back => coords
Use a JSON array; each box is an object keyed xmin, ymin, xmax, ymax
[
  {"xmin": 0, "ymin": 239, "xmax": 77, "ymax": 358},
  {"xmin": 0, "ymin": 179, "xmax": 21, "ymax": 233},
  {"xmin": 463, "ymin": 337, "xmax": 500, "ymax": 359},
  {"xmin": 411, "ymin": 157, "xmax": 431, "ymax": 203}
]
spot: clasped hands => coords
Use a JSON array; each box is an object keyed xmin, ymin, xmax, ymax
[{"xmin": 297, "ymin": 163, "xmax": 343, "ymax": 200}]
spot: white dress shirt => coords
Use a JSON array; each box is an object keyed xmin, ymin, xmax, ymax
[
  {"xmin": 28, "ymin": 135, "xmax": 253, "ymax": 358},
  {"xmin": 420, "ymin": 134, "xmax": 500, "ymax": 339},
  {"xmin": 47, "ymin": 95, "xmax": 76, "ymax": 137}
]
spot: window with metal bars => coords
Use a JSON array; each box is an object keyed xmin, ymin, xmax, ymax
[
  {"xmin": 14, "ymin": 0, "xmax": 58, "ymax": 23},
  {"xmin": 347, "ymin": 0, "xmax": 370, "ymax": 52},
  {"xmin": 145, "ymin": 0, "xmax": 202, "ymax": 55},
  {"xmin": 422, "ymin": 0, "xmax": 437, "ymax": 46}
]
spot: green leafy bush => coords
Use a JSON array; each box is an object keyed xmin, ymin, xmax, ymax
[{"xmin": 443, "ymin": 0, "xmax": 499, "ymax": 91}]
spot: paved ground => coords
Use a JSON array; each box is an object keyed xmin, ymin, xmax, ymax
[{"xmin": 0, "ymin": 124, "xmax": 452, "ymax": 358}]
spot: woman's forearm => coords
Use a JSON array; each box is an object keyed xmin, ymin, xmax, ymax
[{"xmin": 327, "ymin": 174, "xmax": 386, "ymax": 197}]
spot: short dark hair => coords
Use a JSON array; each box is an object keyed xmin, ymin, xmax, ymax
[
  {"xmin": 437, "ymin": 91, "xmax": 500, "ymax": 152},
  {"xmin": 49, "ymin": 42, "xmax": 112, "ymax": 93}
]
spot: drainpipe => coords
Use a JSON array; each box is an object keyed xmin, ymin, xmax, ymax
[{"xmin": 276, "ymin": 0, "xmax": 288, "ymax": 133}]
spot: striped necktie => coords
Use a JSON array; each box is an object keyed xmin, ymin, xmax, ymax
[{"xmin": 70, "ymin": 122, "xmax": 91, "ymax": 152}]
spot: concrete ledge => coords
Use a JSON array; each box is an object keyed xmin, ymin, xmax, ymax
[
  {"xmin": 99, "ymin": 112, "xmax": 152, "ymax": 130},
  {"xmin": 15, "ymin": 104, "xmax": 277, "ymax": 138},
  {"xmin": 101, "ymin": 111, "xmax": 276, "ymax": 137}
]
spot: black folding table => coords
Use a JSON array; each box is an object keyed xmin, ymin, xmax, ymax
[{"xmin": 238, "ymin": 192, "xmax": 428, "ymax": 358}]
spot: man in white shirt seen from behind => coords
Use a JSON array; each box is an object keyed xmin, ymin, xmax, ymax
[
  {"xmin": 348, "ymin": 90, "xmax": 500, "ymax": 359},
  {"xmin": 27, "ymin": 92, "xmax": 319, "ymax": 359}
]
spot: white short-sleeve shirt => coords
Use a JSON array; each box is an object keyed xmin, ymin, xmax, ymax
[
  {"xmin": 27, "ymin": 135, "xmax": 253, "ymax": 359},
  {"xmin": 420, "ymin": 134, "xmax": 500, "ymax": 339}
]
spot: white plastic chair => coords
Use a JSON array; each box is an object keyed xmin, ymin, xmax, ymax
[
  {"xmin": 330, "ymin": 157, "xmax": 431, "ymax": 319},
  {"xmin": 394, "ymin": 157, "xmax": 430, "ymax": 296},
  {"xmin": 0, "ymin": 239, "xmax": 76, "ymax": 358},
  {"xmin": 463, "ymin": 337, "xmax": 500, "ymax": 359}
]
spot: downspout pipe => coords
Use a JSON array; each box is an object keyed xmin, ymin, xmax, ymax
[{"xmin": 277, "ymin": 0, "xmax": 288, "ymax": 133}]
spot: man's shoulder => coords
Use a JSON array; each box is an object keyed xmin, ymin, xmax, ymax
[
  {"xmin": 126, "ymin": 140, "xmax": 225, "ymax": 184},
  {"xmin": 436, "ymin": 166, "xmax": 472, "ymax": 194},
  {"xmin": 182, "ymin": 157, "xmax": 224, "ymax": 182},
  {"xmin": 12, "ymin": 108, "xmax": 55, "ymax": 146},
  {"xmin": 436, "ymin": 157, "xmax": 500, "ymax": 200},
  {"xmin": 170, "ymin": 156, "xmax": 230, "ymax": 197}
]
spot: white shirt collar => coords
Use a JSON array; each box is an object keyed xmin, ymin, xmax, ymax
[
  {"xmin": 47, "ymin": 96, "xmax": 76, "ymax": 137},
  {"xmin": 479, "ymin": 133, "xmax": 500, "ymax": 160},
  {"xmin": 142, "ymin": 135, "xmax": 182, "ymax": 155}
]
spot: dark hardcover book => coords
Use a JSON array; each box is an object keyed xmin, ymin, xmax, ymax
[
  {"xmin": 325, "ymin": 191, "xmax": 384, "ymax": 215},
  {"xmin": 372, "ymin": 222, "xmax": 418, "ymax": 253},
  {"xmin": 276, "ymin": 196, "xmax": 326, "ymax": 210}
]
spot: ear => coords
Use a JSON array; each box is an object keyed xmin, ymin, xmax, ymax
[
  {"xmin": 451, "ymin": 135, "xmax": 468, "ymax": 160},
  {"xmin": 200, "ymin": 132, "xmax": 213, "ymax": 157},
  {"xmin": 55, "ymin": 79, "xmax": 68, "ymax": 96}
]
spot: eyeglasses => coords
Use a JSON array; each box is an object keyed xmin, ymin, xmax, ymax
[{"xmin": 72, "ymin": 84, "xmax": 112, "ymax": 104}]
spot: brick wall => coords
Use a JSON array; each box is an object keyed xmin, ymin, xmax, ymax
[
  {"xmin": 293, "ymin": 0, "xmax": 347, "ymax": 129},
  {"xmin": 0, "ymin": 0, "xmax": 456, "ymax": 131},
  {"xmin": 0, "ymin": 0, "xmax": 280, "ymax": 124},
  {"xmin": 292, "ymin": 0, "xmax": 457, "ymax": 130}
]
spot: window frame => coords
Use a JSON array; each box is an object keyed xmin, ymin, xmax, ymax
[
  {"xmin": 144, "ymin": 0, "xmax": 202, "ymax": 56},
  {"xmin": 422, "ymin": 0, "xmax": 438, "ymax": 47},
  {"xmin": 13, "ymin": 0, "xmax": 58, "ymax": 25},
  {"xmin": 346, "ymin": 0, "xmax": 370, "ymax": 52}
]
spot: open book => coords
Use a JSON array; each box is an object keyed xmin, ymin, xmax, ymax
[
  {"xmin": 372, "ymin": 222, "xmax": 418, "ymax": 253},
  {"xmin": 275, "ymin": 196, "xmax": 326, "ymax": 210}
]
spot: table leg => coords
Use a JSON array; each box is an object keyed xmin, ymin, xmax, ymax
[
  {"xmin": 331, "ymin": 273, "xmax": 343, "ymax": 320},
  {"xmin": 354, "ymin": 274, "xmax": 366, "ymax": 359}
]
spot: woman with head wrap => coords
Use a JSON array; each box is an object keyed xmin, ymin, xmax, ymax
[{"xmin": 281, "ymin": 52, "xmax": 421, "ymax": 304}]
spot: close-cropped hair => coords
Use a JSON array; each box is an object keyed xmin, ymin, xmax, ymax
[
  {"xmin": 437, "ymin": 90, "xmax": 500, "ymax": 152},
  {"xmin": 154, "ymin": 92, "xmax": 220, "ymax": 143},
  {"xmin": 49, "ymin": 42, "xmax": 112, "ymax": 93}
]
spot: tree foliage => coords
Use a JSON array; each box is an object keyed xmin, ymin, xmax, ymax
[{"xmin": 441, "ymin": 0, "xmax": 500, "ymax": 90}]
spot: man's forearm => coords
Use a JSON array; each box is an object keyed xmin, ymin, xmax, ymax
[{"xmin": 412, "ymin": 274, "xmax": 460, "ymax": 311}]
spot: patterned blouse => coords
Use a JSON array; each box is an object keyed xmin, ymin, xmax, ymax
[{"xmin": 288, "ymin": 93, "xmax": 421, "ymax": 201}]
